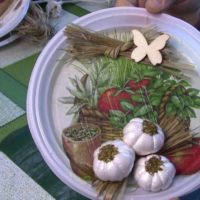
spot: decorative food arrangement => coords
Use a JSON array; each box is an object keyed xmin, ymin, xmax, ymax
[{"xmin": 59, "ymin": 24, "xmax": 200, "ymax": 199}]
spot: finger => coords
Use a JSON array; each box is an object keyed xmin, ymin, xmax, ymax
[
  {"xmin": 168, "ymin": 9, "xmax": 200, "ymax": 27},
  {"xmin": 115, "ymin": 0, "xmax": 138, "ymax": 7},
  {"xmin": 145, "ymin": 0, "xmax": 175, "ymax": 13},
  {"xmin": 138, "ymin": 0, "xmax": 146, "ymax": 7},
  {"xmin": 169, "ymin": 0, "xmax": 200, "ymax": 14}
]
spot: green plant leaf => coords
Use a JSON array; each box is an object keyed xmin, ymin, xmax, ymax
[
  {"xmin": 153, "ymin": 79, "xmax": 163, "ymax": 89},
  {"xmin": 193, "ymin": 97, "xmax": 200, "ymax": 108},
  {"xmin": 178, "ymin": 112, "xmax": 186, "ymax": 120},
  {"xmin": 68, "ymin": 77, "xmax": 77, "ymax": 87},
  {"xmin": 143, "ymin": 70, "xmax": 159, "ymax": 77},
  {"xmin": 66, "ymin": 103, "xmax": 85, "ymax": 115},
  {"xmin": 187, "ymin": 88, "xmax": 200, "ymax": 96},
  {"xmin": 183, "ymin": 96, "xmax": 193, "ymax": 106},
  {"xmin": 185, "ymin": 107, "xmax": 196, "ymax": 118},
  {"xmin": 110, "ymin": 116, "xmax": 122, "ymax": 123},
  {"xmin": 121, "ymin": 101, "xmax": 135, "ymax": 111},
  {"xmin": 67, "ymin": 88, "xmax": 87, "ymax": 100},
  {"xmin": 75, "ymin": 76, "xmax": 86, "ymax": 93},
  {"xmin": 58, "ymin": 97, "xmax": 74, "ymax": 104},
  {"xmin": 98, "ymin": 75, "xmax": 110, "ymax": 88},
  {"xmin": 151, "ymin": 96, "xmax": 161, "ymax": 107},
  {"xmin": 171, "ymin": 96, "xmax": 183, "ymax": 109},
  {"xmin": 109, "ymin": 110, "xmax": 126, "ymax": 118},
  {"xmin": 131, "ymin": 95, "xmax": 144, "ymax": 103},
  {"xmin": 165, "ymin": 102, "xmax": 174, "ymax": 114},
  {"xmin": 134, "ymin": 105, "xmax": 152, "ymax": 117},
  {"xmin": 85, "ymin": 76, "xmax": 93, "ymax": 96},
  {"xmin": 93, "ymin": 89, "xmax": 99, "ymax": 108},
  {"xmin": 179, "ymin": 80, "xmax": 191, "ymax": 87}
]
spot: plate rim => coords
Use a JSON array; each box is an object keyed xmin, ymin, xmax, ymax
[
  {"xmin": 0, "ymin": 0, "xmax": 30, "ymax": 38},
  {"xmin": 27, "ymin": 7, "xmax": 200, "ymax": 200}
]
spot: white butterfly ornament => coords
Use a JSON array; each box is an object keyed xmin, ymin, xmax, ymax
[{"xmin": 131, "ymin": 30, "xmax": 170, "ymax": 66}]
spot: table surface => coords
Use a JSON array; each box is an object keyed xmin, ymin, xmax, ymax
[{"xmin": 0, "ymin": 2, "xmax": 199, "ymax": 200}]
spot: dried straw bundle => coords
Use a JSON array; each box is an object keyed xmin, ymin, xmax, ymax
[
  {"xmin": 64, "ymin": 24, "xmax": 194, "ymax": 79},
  {"xmin": 15, "ymin": 3, "xmax": 53, "ymax": 43}
]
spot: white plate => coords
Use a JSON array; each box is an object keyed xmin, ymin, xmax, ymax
[
  {"xmin": 0, "ymin": 33, "xmax": 19, "ymax": 47},
  {"xmin": 27, "ymin": 7, "xmax": 200, "ymax": 200},
  {"xmin": 0, "ymin": 0, "xmax": 30, "ymax": 38}
]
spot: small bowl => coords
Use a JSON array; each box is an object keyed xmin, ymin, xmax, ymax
[{"xmin": 62, "ymin": 123, "xmax": 102, "ymax": 177}]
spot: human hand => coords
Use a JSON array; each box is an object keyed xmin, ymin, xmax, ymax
[{"xmin": 115, "ymin": 0, "xmax": 200, "ymax": 28}]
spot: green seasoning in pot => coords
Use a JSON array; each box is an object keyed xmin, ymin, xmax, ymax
[{"xmin": 62, "ymin": 123, "xmax": 102, "ymax": 178}]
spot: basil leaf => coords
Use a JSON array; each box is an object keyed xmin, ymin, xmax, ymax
[
  {"xmin": 131, "ymin": 95, "xmax": 144, "ymax": 103},
  {"xmin": 187, "ymin": 88, "xmax": 200, "ymax": 96},
  {"xmin": 185, "ymin": 107, "xmax": 196, "ymax": 118},
  {"xmin": 153, "ymin": 79, "xmax": 162, "ymax": 89},
  {"xmin": 166, "ymin": 102, "xmax": 174, "ymax": 114},
  {"xmin": 58, "ymin": 97, "xmax": 74, "ymax": 104},
  {"xmin": 120, "ymin": 101, "xmax": 135, "ymax": 111},
  {"xmin": 171, "ymin": 96, "xmax": 183, "ymax": 109},
  {"xmin": 66, "ymin": 103, "xmax": 85, "ymax": 115},
  {"xmin": 109, "ymin": 110, "xmax": 126, "ymax": 118},
  {"xmin": 134, "ymin": 105, "xmax": 152, "ymax": 117}
]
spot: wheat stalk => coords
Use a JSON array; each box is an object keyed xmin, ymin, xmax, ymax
[{"xmin": 15, "ymin": 3, "xmax": 53, "ymax": 43}]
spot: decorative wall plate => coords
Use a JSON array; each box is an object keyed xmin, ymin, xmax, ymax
[
  {"xmin": 27, "ymin": 7, "xmax": 200, "ymax": 200},
  {"xmin": 0, "ymin": 0, "xmax": 30, "ymax": 38}
]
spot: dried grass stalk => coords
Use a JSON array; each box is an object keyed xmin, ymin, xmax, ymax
[
  {"xmin": 64, "ymin": 24, "xmax": 194, "ymax": 78},
  {"xmin": 159, "ymin": 114, "xmax": 193, "ymax": 155},
  {"xmin": 15, "ymin": 3, "xmax": 53, "ymax": 43},
  {"xmin": 92, "ymin": 178, "xmax": 126, "ymax": 200}
]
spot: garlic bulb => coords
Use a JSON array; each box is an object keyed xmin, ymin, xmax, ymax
[
  {"xmin": 93, "ymin": 140, "xmax": 135, "ymax": 181},
  {"xmin": 123, "ymin": 118, "xmax": 164, "ymax": 155},
  {"xmin": 133, "ymin": 155, "xmax": 176, "ymax": 192}
]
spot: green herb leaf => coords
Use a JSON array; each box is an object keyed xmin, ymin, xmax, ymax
[
  {"xmin": 66, "ymin": 103, "xmax": 85, "ymax": 115},
  {"xmin": 68, "ymin": 77, "xmax": 77, "ymax": 87},
  {"xmin": 85, "ymin": 76, "xmax": 93, "ymax": 96},
  {"xmin": 110, "ymin": 116, "xmax": 122, "ymax": 123},
  {"xmin": 98, "ymin": 75, "xmax": 110, "ymax": 88},
  {"xmin": 143, "ymin": 70, "xmax": 159, "ymax": 77},
  {"xmin": 121, "ymin": 101, "xmax": 135, "ymax": 111},
  {"xmin": 165, "ymin": 102, "xmax": 174, "ymax": 114},
  {"xmin": 171, "ymin": 96, "xmax": 183, "ymax": 109},
  {"xmin": 58, "ymin": 97, "xmax": 74, "ymax": 104},
  {"xmin": 183, "ymin": 96, "xmax": 193, "ymax": 106},
  {"xmin": 134, "ymin": 105, "xmax": 152, "ymax": 117},
  {"xmin": 153, "ymin": 79, "xmax": 163, "ymax": 89},
  {"xmin": 187, "ymin": 88, "xmax": 200, "ymax": 96},
  {"xmin": 109, "ymin": 116, "xmax": 125, "ymax": 129},
  {"xmin": 177, "ymin": 112, "xmax": 186, "ymax": 120},
  {"xmin": 131, "ymin": 95, "xmax": 144, "ymax": 103},
  {"xmin": 75, "ymin": 76, "xmax": 86, "ymax": 93},
  {"xmin": 110, "ymin": 110, "xmax": 126, "ymax": 118},
  {"xmin": 193, "ymin": 97, "xmax": 200, "ymax": 108},
  {"xmin": 179, "ymin": 80, "xmax": 191, "ymax": 87},
  {"xmin": 93, "ymin": 89, "xmax": 98, "ymax": 107},
  {"xmin": 151, "ymin": 96, "xmax": 161, "ymax": 107},
  {"xmin": 185, "ymin": 107, "xmax": 196, "ymax": 118},
  {"xmin": 68, "ymin": 88, "xmax": 87, "ymax": 100}
]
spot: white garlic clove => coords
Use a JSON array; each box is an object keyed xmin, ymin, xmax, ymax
[{"xmin": 93, "ymin": 140, "xmax": 135, "ymax": 182}]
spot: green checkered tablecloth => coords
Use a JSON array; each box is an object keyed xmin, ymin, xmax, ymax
[{"xmin": 0, "ymin": 3, "xmax": 199, "ymax": 200}]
